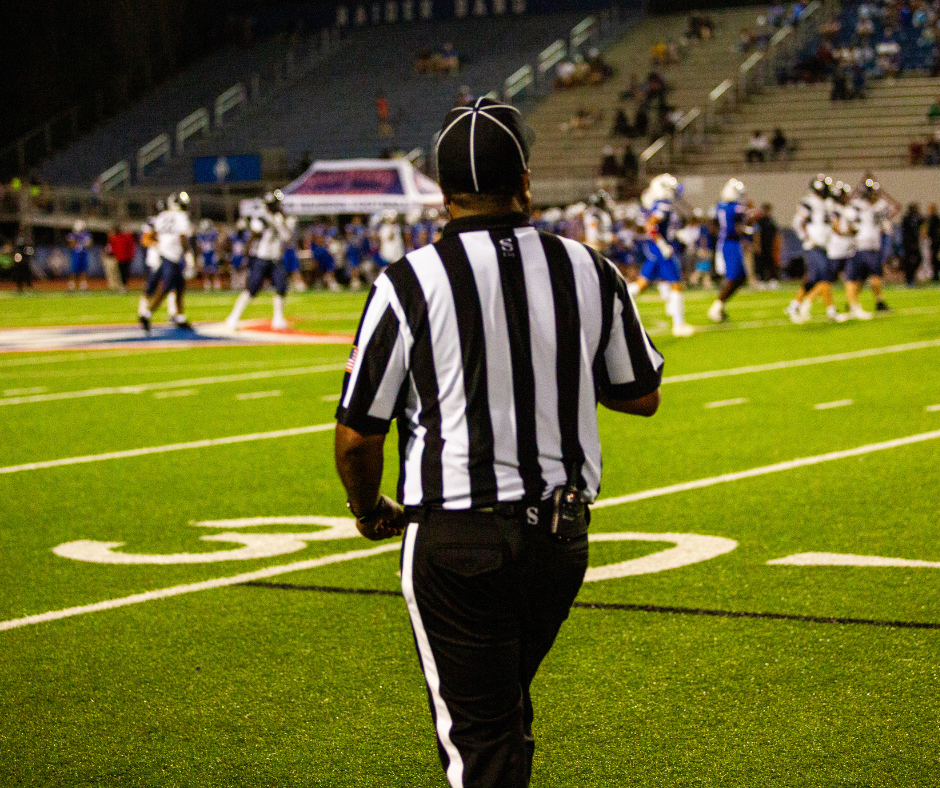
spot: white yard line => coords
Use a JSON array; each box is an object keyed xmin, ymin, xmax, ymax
[
  {"xmin": 236, "ymin": 390, "xmax": 282, "ymax": 401},
  {"xmin": 320, "ymin": 394, "xmax": 342, "ymax": 402},
  {"xmin": 661, "ymin": 338, "xmax": 940, "ymax": 384},
  {"xmin": 3, "ymin": 387, "xmax": 47, "ymax": 396},
  {"xmin": 153, "ymin": 390, "xmax": 197, "ymax": 399},
  {"xmin": 926, "ymin": 404, "xmax": 940, "ymax": 412},
  {"xmin": 814, "ymin": 399, "xmax": 854, "ymax": 410},
  {"xmin": 0, "ymin": 423, "xmax": 335, "ymax": 475},
  {"xmin": 0, "ymin": 363, "xmax": 345, "ymax": 406},
  {"xmin": 3, "ymin": 339, "xmax": 938, "ymax": 406},
  {"xmin": 0, "ymin": 543, "xmax": 400, "ymax": 633},
  {"xmin": 705, "ymin": 398, "xmax": 749, "ymax": 408},
  {"xmin": 592, "ymin": 429, "xmax": 940, "ymax": 509},
  {"xmin": 4, "ymin": 427, "xmax": 940, "ymax": 632}
]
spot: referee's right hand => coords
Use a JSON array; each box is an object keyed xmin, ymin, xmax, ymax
[{"xmin": 355, "ymin": 495, "xmax": 407, "ymax": 541}]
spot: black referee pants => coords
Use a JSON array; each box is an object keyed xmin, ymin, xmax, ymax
[{"xmin": 400, "ymin": 507, "xmax": 588, "ymax": 788}]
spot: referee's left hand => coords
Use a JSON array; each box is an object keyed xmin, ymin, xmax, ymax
[{"xmin": 355, "ymin": 495, "xmax": 408, "ymax": 541}]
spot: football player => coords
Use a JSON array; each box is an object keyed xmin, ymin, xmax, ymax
[
  {"xmin": 196, "ymin": 219, "xmax": 221, "ymax": 291},
  {"xmin": 846, "ymin": 178, "xmax": 901, "ymax": 316},
  {"xmin": 139, "ymin": 193, "xmax": 194, "ymax": 332},
  {"xmin": 628, "ymin": 173, "xmax": 695, "ymax": 336},
  {"xmin": 67, "ymin": 220, "xmax": 91, "ymax": 292},
  {"xmin": 225, "ymin": 191, "xmax": 293, "ymax": 331},
  {"xmin": 788, "ymin": 175, "xmax": 846, "ymax": 323},
  {"xmin": 708, "ymin": 178, "xmax": 750, "ymax": 322}
]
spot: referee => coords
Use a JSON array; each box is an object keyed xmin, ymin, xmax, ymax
[{"xmin": 335, "ymin": 97, "xmax": 664, "ymax": 788}]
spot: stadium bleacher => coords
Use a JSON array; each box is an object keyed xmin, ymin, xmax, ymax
[
  {"xmin": 39, "ymin": 34, "xmax": 310, "ymax": 187},
  {"xmin": 144, "ymin": 12, "xmax": 594, "ymax": 187}
]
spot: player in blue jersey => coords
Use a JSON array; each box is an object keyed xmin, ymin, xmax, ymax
[
  {"xmin": 67, "ymin": 220, "xmax": 92, "ymax": 292},
  {"xmin": 229, "ymin": 219, "xmax": 249, "ymax": 291},
  {"xmin": 196, "ymin": 219, "xmax": 221, "ymax": 291},
  {"xmin": 627, "ymin": 173, "xmax": 695, "ymax": 336},
  {"xmin": 708, "ymin": 179, "xmax": 751, "ymax": 322}
]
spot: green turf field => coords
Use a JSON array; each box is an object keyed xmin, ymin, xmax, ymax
[{"xmin": 1, "ymin": 284, "xmax": 939, "ymax": 787}]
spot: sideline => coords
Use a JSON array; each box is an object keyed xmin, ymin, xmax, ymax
[
  {"xmin": 3, "ymin": 427, "xmax": 940, "ymax": 631},
  {"xmin": 0, "ymin": 423, "xmax": 335, "ymax": 475},
  {"xmin": 0, "ymin": 363, "xmax": 346, "ymax": 406}
]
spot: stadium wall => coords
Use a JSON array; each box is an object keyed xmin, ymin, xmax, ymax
[{"xmin": 679, "ymin": 170, "xmax": 940, "ymax": 214}]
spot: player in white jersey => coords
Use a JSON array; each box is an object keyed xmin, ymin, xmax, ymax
[
  {"xmin": 788, "ymin": 175, "xmax": 846, "ymax": 323},
  {"xmin": 583, "ymin": 192, "xmax": 614, "ymax": 252},
  {"xmin": 138, "ymin": 193, "xmax": 194, "ymax": 332},
  {"xmin": 846, "ymin": 178, "xmax": 901, "ymax": 316},
  {"xmin": 225, "ymin": 191, "xmax": 293, "ymax": 331},
  {"xmin": 825, "ymin": 183, "xmax": 858, "ymax": 314},
  {"xmin": 375, "ymin": 210, "xmax": 405, "ymax": 267}
]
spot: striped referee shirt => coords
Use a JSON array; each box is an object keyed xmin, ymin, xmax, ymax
[{"xmin": 336, "ymin": 212, "xmax": 664, "ymax": 509}]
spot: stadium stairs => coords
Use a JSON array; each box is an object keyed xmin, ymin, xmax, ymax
[
  {"xmin": 525, "ymin": 5, "xmax": 764, "ymax": 196},
  {"xmin": 144, "ymin": 12, "xmax": 588, "ymax": 188},
  {"xmin": 681, "ymin": 74, "xmax": 940, "ymax": 174}
]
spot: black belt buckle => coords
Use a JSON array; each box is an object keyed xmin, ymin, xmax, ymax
[{"xmin": 550, "ymin": 484, "xmax": 588, "ymax": 541}]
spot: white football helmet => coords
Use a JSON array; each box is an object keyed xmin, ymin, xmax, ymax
[
  {"xmin": 72, "ymin": 220, "xmax": 86, "ymax": 233},
  {"xmin": 720, "ymin": 178, "xmax": 746, "ymax": 203},
  {"xmin": 167, "ymin": 191, "xmax": 191, "ymax": 211},
  {"xmin": 641, "ymin": 173, "xmax": 679, "ymax": 209},
  {"xmin": 198, "ymin": 219, "xmax": 214, "ymax": 231}
]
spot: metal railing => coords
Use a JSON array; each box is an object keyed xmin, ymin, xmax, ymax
[
  {"xmin": 638, "ymin": 0, "xmax": 833, "ymax": 179},
  {"xmin": 97, "ymin": 161, "xmax": 131, "ymax": 192},
  {"xmin": 176, "ymin": 108, "xmax": 210, "ymax": 153},
  {"xmin": 214, "ymin": 84, "xmax": 248, "ymax": 127},
  {"xmin": 504, "ymin": 65, "xmax": 535, "ymax": 100},
  {"xmin": 136, "ymin": 134, "xmax": 171, "ymax": 176}
]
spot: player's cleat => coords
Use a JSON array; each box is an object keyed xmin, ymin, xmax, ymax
[
  {"xmin": 875, "ymin": 300, "xmax": 891, "ymax": 312},
  {"xmin": 797, "ymin": 300, "xmax": 813, "ymax": 323},
  {"xmin": 826, "ymin": 310, "xmax": 848, "ymax": 323},
  {"xmin": 707, "ymin": 301, "xmax": 727, "ymax": 323},
  {"xmin": 174, "ymin": 320, "xmax": 194, "ymax": 331},
  {"xmin": 224, "ymin": 318, "xmax": 239, "ymax": 332},
  {"xmin": 271, "ymin": 317, "xmax": 289, "ymax": 331},
  {"xmin": 671, "ymin": 323, "xmax": 696, "ymax": 337},
  {"xmin": 849, "ymin": 305, "xmax": 873, "ymax": 320},
  {"xmin": 138, "ymin": 314, "xmax": 151, "ymax": 333},
  {"xmin": 785, "ymin": 303, "xmax": 804, "ymax": 324}
]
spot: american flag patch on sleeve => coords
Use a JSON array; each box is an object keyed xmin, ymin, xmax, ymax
[{"xmin": 345, "ymin": 346, "xmax": 358, "ymax": 373}]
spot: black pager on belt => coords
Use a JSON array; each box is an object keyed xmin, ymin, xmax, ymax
[{"xmin": 550, "ymin": 465, "xmax": 588, "ymax": 541}]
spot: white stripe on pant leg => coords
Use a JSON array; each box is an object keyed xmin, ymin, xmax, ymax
[{"xmin": 401, "ymin": 523, "xmax": 465, "ymax": 788}]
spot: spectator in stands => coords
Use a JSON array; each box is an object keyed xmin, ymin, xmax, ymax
[
  {"xmin": 768, "ymin": 3, "xmax": 786, "ymax": 28},
  {"xmin": 621, "ymin": 142, "xmax": 639, "ymax": 184},
  {"xmin": 106, "ymin": 225, "xmax": 136, "ymax": 293},
  {"xmin": 856, "ymin": 15, "xmax": 875, "ymax": 41},
  {"xmin": 770, "ymin": 128, "xmax": 787, "ymax": 160},
  {"xmin": 910, "ymin": 136, "xmax": 927, "ymax": 165},
  {"xmin": 619, "ymin": 72, "xmax": 640, "ymax": 100},
  {"xmin": 586, "ymin": 48, "xmax": 614, "ymax": 85},
  {"xmin": 633, "ymin": 103, "xmax": 649, "ymax": 138},
  {"xmin": 928, "ymin": 95, "xmax": 940, "ymax": 121},
  {"xmin": 600, "ymin": 145, "xmax": 621, "ymax": 177},
  {"xmin": 454, "ymin": 85, "xmax": 474, "ymax": 107},
  {"xmin": 737, "ymin": 27, "xmax": 757, "ymax": 53},
  {"xmin": 687, "ymin": 14, "xmax": 714, "ymax": 40},
  {"xmin": 850, "ymin": 62, "xmax": 867, "ymax": 99},
  {"xmin": 376, "ymin": 92, "xmax": 394, "ymax": 138},
  {"xmin": 440, "ymin": 43, "xmax": 460, "ymax": 74},
  {"xmin": 901, "ymin": 203, "xmax": 924, "ymax": 286},
  {"xmin": 925, "ymin": 130, "xmax": 940, "ymax": 166},
  {"xmin": 611, "ymin": 107, "xmax": 632, "ymax": 137},
  {"xmin": 830, "ymin": 65, "xmax": 850, "ymax": 100},
  {"xmin": 746, "ymin": 130, "xmax": 770, "ymax": 163},
  {"xmin": 554, "ymin": 58, "xmax": 577, "ymax": 89},
  {"xmin": 562, "ymin": 106, "xmax": 600, "ymax": 134}
]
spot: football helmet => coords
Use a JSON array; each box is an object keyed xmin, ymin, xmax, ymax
[
  {"xmin": 720, "ymin": 178, "xmax": 746, "ymax": 203},
  {"xmin": 167, "ymin": 191, "xmax": 191, "ymax": 211}
]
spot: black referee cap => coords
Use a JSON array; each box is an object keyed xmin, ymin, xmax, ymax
[{"xmin": 434, "ymin": 97, "xmax": 535, "ymax": 195}]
